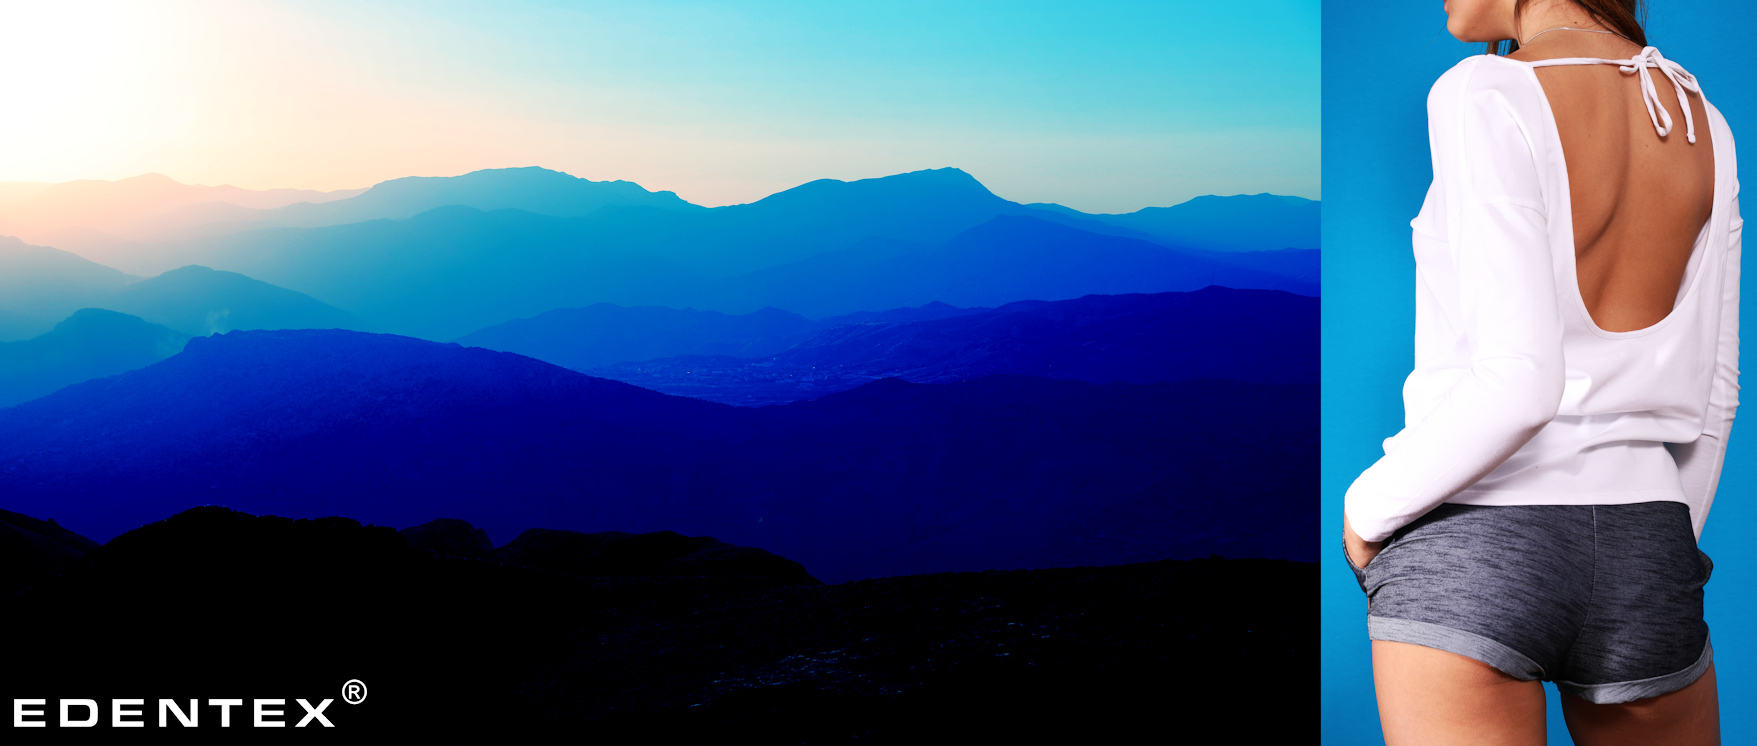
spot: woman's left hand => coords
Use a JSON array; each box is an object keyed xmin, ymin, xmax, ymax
[{"xmin": 1344, "ymin": 517, "xmax": 1385, "ymax": 569}]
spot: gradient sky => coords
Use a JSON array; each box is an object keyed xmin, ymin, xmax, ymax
[{"xmin": 0, "ymin": 0, "xmax": 1318, "ymax": 212}]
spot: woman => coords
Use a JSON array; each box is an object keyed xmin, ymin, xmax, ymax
[{"xmin": 1342, "ymin": 0, "xmax": 1741, "ymax": 743}]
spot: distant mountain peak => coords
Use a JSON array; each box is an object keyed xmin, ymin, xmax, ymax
[
  {"xmin": 49, "ymin": 307, "xmax": 186, "ymax": 336},
  {"xmin": 897, "ymin": 166, "xmax": 976, "ymax": 180},
  {"xmin": 864, "ymin": 167, "xmax": 985, "ymax": 189},
  {"xmin": 1014, "ymin": 192, "xmax": 1320, "ymax": 253},
  {"xmin": 1172, "ymin": 193, "xmax": 1317, "ymax": 208},
  {"xmin": 160, "ymin": 264, "xmax": 217, "ymax": 276},
  {"xmin": 746, "ymin": 167, "xmax": 1002, "ymax": 211},
  {"xmin": 124, "ymin": 173, "xmax": 181, "ymax": 185}
]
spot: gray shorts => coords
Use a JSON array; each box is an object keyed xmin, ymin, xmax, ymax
[{"xmin": 1345, "ymin": 501, "xmax": 1714, "ymax": 704}]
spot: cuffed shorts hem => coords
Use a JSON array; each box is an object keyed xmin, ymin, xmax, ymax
[
  {"xmin": 1367, "ymin": 615, "xmax": 1546, "ymax": 680},
  {"xmin": 1368, "ymin": 614, "xmax": 1715, "ymax": 705},
  {"xmin": 1555, "ymin": 635, "xmax": 1715, "ymax": 705}
]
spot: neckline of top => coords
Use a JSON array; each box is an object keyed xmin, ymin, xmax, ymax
[
  {"xmin": 1495, "ymin": 46, "xmax": 1703, "ymax": 143},
  {"xmin": 1504, "ymin": 48, "xmax": 1722, "ymax": 340}
]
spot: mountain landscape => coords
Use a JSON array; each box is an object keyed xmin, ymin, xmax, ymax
[
  {"xmin": 560, "ymin": 287, "xmax": 1317, "ymax": 405},
  {"xmin": 0, "ymin": 168, "xmax": 1315, "ymax": 339},
  {"xmin": 0, "ymin": 328, "xmax": 1315, "ymax": 582},
  {"xmin": 0, "ymin": 309, "xmax": 190, "ymax": 407},
  {"xmin": 0, "ymin": 236, "xmax": 139, "ymax": 340},
  {"xmin": 0, "ymin": 172, "xmax": 362, "ymax": 241},
  {"xmin": 0, "ymin": 166, "xmax": 1319, "ymax": 576},
  {"xmin": 1029, "ymin": 192, "xmax": 1319, "ymax": 253},
  {"xmin": 0, "ymin": 163, "xmax": 1318, "ymax": 736},
  {"xmin": 454, "ymin": 304, "xmax": 828, "ymax": 371},
  {"xmin": 0, "ymin": 237, "xmax": 365, "ymax": 342},
  {"xmin": 104, "ymin": 264, "xmax": 369, "ymax": 337}
]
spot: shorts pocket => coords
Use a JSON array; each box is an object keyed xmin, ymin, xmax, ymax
[{"xmin": 1342, "ymin": 537, "xmax": 1368, "ymax": 590}]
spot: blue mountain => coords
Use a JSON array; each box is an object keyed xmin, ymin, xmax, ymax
[
  {"xmin": 0, "ymin": 329, "xmax": 1316, "ymax": 582},
  {"xmin": 765, "ymin": 286, "xmax": 1317, "ymax": 385},
  {"xmin": 453, "ymin": 304, "xmax": 822, "ymax": 371},
  {"xmin": 0, "ymin": 309, "xmax": 190, "ymax": 407},
  {"xmin": 106, "ymin": 265, "xmax": 369, "ymax": 337},
  {"xmin": 452, "ymin": 298, "xmax": 993, "ymax": 373},
  {"xmin": 688, "ymin": 215, "xmax": 1317, "ymax": 318},
  {"xmin": 147, "ymin": 206, "xmax": 705, "ymax": 340},
  {"xmin": 240, "ymin": 166, "xmax": 704, "ymax": 228},
  {"xmin": 580, "ymin": 287, "xmax": 1316, "ymax": 405},
  {"xmin": 0, "ymin": 232, "xmax": 371, "ymax": 340},
  {"xmin": 154, "ymin": 203, "xmax": 1313, "ymax": 340},
  {"xmin": 0, "ymin": 236, "xmax": 138, "ymax": 340},
  {"xmin": 1027, "ymin": 193, "xmax": 1319, "ymax": 253},
  {"xmin": 0, "ymin": 310, "xmax": 38, "ymax": 342}
]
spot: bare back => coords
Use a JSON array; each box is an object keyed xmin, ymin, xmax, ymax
[{"xmin": 1513, "ymin": 35, "xmax": 1715, "ymax": 333}]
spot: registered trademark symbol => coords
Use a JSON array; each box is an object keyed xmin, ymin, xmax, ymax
[{"xmin": 343, "ymin": 679, "xmax": 368, "ymax": 705}]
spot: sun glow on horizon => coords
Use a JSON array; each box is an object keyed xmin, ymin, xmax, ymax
[{"xmin": 0, "ymin": 0, "xmax": 1319, "ymax": 213}]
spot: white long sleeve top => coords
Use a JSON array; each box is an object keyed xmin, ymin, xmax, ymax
[{"xmin": 1345, "ymin": 47, "xmax": 1743, "ymax": 544}]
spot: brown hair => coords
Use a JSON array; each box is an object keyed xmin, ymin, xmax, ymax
[{"xmin": 1488, "ymin": 0, "xmax": 1648, "ymax": 55}]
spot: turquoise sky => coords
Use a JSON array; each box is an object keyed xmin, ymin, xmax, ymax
[{"xmin": 4, "ymin": 0, "xmax": 1318, "ymax": 211}]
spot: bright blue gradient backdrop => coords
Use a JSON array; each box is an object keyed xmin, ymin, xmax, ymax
[{"xmin": 1323, "ymin": 3, "xmax": 1757, "ymax": 743}]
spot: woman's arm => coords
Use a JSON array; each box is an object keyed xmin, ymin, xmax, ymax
[
  {"xmin": 1344, "ymin": 61, "xmax": 1567, "ymax": 544},
  {"xmin": 1668, "ymin": 179, "xmax": 1741, "ymax": 539},
  {"xmin": 1344, "ymin": 516, "xmax": 1383, "ymax": 568}
]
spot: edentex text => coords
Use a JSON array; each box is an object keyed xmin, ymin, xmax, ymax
[{"xmin": 11, "ymin": 699, "xmax": 334, "ymax": 728}]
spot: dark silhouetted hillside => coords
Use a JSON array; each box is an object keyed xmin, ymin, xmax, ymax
[
  {"xmin": 494, "ymin": 527, "xmax": 820, "ymax": 584},
  {"xmin": 0, "ymin": 507, "xmax": 100, "ymax": 596},
  {"xmin": 0, "ymin": 505, "xmax": 1313, "ymax": 739},
  {"xmin": 0, "ymin": 329, "xmax": 1315, "ymax": 582},
  {"xmin": 401, "ymin": 517, "xmax": 495, "ymax": 559},
  {"xmin": 0, "ymin": 309, "xmax": 190, "ymax": 407},
  {"xmin": 402, "ymin": 516, "xmax": 819, "ymax": 583}
]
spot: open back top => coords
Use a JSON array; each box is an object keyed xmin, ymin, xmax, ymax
[
  {"xmin": 1529, "ymin": 46, "xmax": 1717, "ymax": 334},
  {"xmin": 1345, "ymin": 46, "xmax": 1744, "ymax": 544}
]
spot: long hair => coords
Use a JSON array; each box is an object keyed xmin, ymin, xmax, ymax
[{"xmin": 1488, "ymin": 0, "xmax": 1648, "ymax": 55}]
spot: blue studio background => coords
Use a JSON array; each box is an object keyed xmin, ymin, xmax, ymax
[{"xmin": 1322, "ymin": 2, "xmax": 1757, "ymax": 744}]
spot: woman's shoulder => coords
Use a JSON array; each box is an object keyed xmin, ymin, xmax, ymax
[{"xmin": 1426, "ymin": 55, "xmax": 1549, "ymax": 131}]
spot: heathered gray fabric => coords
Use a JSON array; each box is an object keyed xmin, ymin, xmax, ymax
[
  {"xmin": 1346, "ymin": 502, "xmax": 1713, "ymax": 704},
  {"xmin": 1367, "ymin": 616, "xmax": 1547, "ymax": 680}
]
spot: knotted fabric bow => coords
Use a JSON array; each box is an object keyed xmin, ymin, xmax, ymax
[
  {"xmin": 1529, "ymin": 45, "xmax": 1702, "ymax": 143},
  {"xmin": 1620, "ymin": 46, "xmax": 1700, "ymax": 143}
]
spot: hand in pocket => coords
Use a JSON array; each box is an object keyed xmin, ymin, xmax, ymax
[{"xmin": 1344, "ymin": 516, "xmax": 1384, "ymax": 569}]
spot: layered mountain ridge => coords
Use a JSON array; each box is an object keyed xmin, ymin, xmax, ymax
[{"xmin": 0, "ymin": 329, "xmax": 1316, "ymax": 582}]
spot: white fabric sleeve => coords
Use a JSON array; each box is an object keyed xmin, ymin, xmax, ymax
[
  {"xmin": 1344, "ymin": 65, "xmax": 1567, "ymax": 543},
  {"xmin": 1669, "ymin": 177, "xmax": 1741, "ymax": 540}
]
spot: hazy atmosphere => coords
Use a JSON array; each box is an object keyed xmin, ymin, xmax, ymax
[
  {"xmin": 0, "ymin": 0, "xmax": 1318, "ymax": 212},
  {"xmin": 1, "ymin": 0, "xmax": 1318, "ymax": 736}
]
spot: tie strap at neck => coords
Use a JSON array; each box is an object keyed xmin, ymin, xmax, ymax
[{"xmin": 1527, "ymin": 46, "xmax": 1701, "ymax": 143}]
